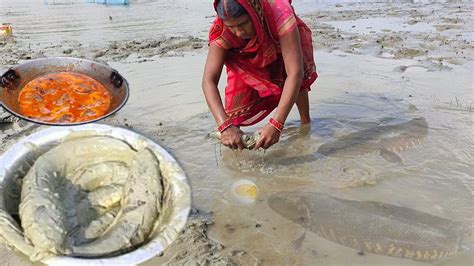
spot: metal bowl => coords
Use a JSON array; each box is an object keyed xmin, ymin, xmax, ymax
[
  {"xmin": 0, "ymin": 57, "xmax": 129, "ymax": 126},
  {"xmin": 0, "ymin": 124, "xmax": 191, "ymax": 265}
]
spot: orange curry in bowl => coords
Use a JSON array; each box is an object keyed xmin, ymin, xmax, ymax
[{"xmin": 18, "ymin": 72, "xmax": 111, "ymax": 123}]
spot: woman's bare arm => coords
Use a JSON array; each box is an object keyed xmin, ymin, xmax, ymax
[
  {"xmin": 273, "ymin": 27, "xmax": 304, "ymax": 124},
  {"xmin": 202, "ymin": 44, "xmax": 227, "ymax": 125},
  {"xmin": 255, "ymin": 27, "xmax": 304, "ymax": 149},
  {"xmin": 202, "ymin": 44, "xmax": 245, "ymax": 149}
]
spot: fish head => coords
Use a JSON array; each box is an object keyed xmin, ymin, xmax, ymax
[
  {"xmin": 242, "ymin": 131, "xmax": 261, "ymax": 150},
  {"xmin": 379, "ymin": 117, "xmax": 428, "ymax": 152}
]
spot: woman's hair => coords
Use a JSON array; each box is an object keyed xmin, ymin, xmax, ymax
[{"xmin": 216, "ymin": 0, "xmax": 247, "ymax": 20}]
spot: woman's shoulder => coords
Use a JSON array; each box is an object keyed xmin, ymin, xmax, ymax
[
  {"xmin": 262, "ymin": 0, "xmax": 297, "ymax": 39},
  {"xmin": 262, "ymin": 0, "xmax": 294, "ymax": 16}
]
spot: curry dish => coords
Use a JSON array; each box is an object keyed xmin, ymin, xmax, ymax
[{"xmin": 18, "ymin": 72, "xmax": 111, "ymax": 123}]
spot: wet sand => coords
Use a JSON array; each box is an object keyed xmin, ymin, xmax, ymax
[{"xmin": 1, "ymin": 1, "xmax": 473, "ymax": 265}]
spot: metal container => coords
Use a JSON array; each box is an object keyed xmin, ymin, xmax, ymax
[
  {"xmin": 0, "ymin": 124, "xmax": 191, "ymax": 265},
  {"xmin": 0, "ymin": 57, "xmax": 129, "ymax": 126}
]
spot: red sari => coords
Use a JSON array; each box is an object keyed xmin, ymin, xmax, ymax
[{"xmin": 209, "ymin": 0, "xmax": 317, "ymax": 126}]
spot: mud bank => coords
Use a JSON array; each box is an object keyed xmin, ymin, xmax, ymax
[{"xmin": 1, "ymin": 36, "xmax": 206, "ymax": 67}]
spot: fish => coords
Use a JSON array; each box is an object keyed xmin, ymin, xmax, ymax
[
  {"xmin": 68, "ymin": 161, "xmax": 130, "ymax": 191},
  {"xmin": 0, "ymin": 209, "xmax": 35, "ymax": 259},
  {"xmin": 268, "ymin": 192, "xmax": 469, "ymax": 261},
  {"xmin": 71, "ymin": 148, "xmax": 162, "ymax": 257},
  {"xmin": 208, "ymin": 131, "xmax": 261, "ymax": 150},
  {"xmin": 86, "ymin": 184, "xmax": 124, "ymax": 209},
  {"xmin": 82, "ymin": 207, "xmax": 120, "ymax": 241},
  {"xmin": 317, "ymin": 117, "xmax": 428, "ymax": 163},
  {"xmin": 19, "ymin": 136, "xmax": 137, "ymax": 260}
]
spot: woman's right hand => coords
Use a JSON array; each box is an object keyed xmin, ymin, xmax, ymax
[{"xmin": 221, "ymin": 126, "xmax": 245, "ymax": 150}]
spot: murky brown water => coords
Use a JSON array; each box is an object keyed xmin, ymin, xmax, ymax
[
  {"xmin": 1, "ymin": 0, "xmax": 473, "ymax": 265},
  {"xmin": 109, "ymin": 51, "xmax": 473, "ymax": 265}
]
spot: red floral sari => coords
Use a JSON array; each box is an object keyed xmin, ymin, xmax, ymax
[{"xmin": 209, "ymin": 0, "xmax": 317, "ymax": 126}]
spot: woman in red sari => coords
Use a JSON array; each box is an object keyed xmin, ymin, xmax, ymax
[{"xmin": 202, "ymin": 0, "xmax": 317, "ymax": 150}]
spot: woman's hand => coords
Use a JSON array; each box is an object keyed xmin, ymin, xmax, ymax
[
  {"xmin": 221, "ymin": 126, "xmax": 245, "ymax": 150},
  {"xmin": 255, "ymin": 123, "xmax": 281, "ymax": 150}
]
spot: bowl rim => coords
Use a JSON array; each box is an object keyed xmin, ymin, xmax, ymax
[
  {"xmin": 0, "ymin": 57, "xmax": 130, "ymax": 126},
  {"xmin": 0, "ymin": 123, "xmax": 192, "ymax": 265}
]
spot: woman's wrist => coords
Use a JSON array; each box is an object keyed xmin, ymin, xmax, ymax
[
  {"xmin": 218, "ymin": 118, "xmax": 233, "ymax": 133},
  {"xmin": 269, "ymin": 118, "xmax": 284, "ymax": 132}
]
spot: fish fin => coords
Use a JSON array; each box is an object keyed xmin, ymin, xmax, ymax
[
  {"xmin": 379, "ymin": 148, "xmax": 403, "ymax": 165},
  {"xmin": 291, "ymin": 229, "xmax": 307, "ymax": 250}
]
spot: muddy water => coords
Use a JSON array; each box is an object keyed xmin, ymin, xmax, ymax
[
  {"xmin": 103, "ymin": 51, "xmax": 473, "ymax": 265},
  {"xmin": 1, "ymin": 0, "xmax": 473, "ymax": 265}
]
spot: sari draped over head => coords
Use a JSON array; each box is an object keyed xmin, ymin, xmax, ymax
[{"xmin": 209, "ymin": 0, "xmax": 317, "ymax": 126}]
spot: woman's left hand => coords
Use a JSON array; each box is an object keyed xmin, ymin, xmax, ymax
[{"xmin": 255, "ymin": 123, "xmax": 281, "ymax": 150}]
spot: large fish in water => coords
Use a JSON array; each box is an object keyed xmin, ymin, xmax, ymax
[
  {"xmin": 268, "ymin": 192, "xmax": 469, "ymax": 261},
  {"xmin": 317, "ymin": 117, "xmax": 428, "ymax": 163}
]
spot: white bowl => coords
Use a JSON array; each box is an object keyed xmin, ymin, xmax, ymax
[{"xmin": 0, "ymin": 124, "xmax": 191, "ymax": 265}]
